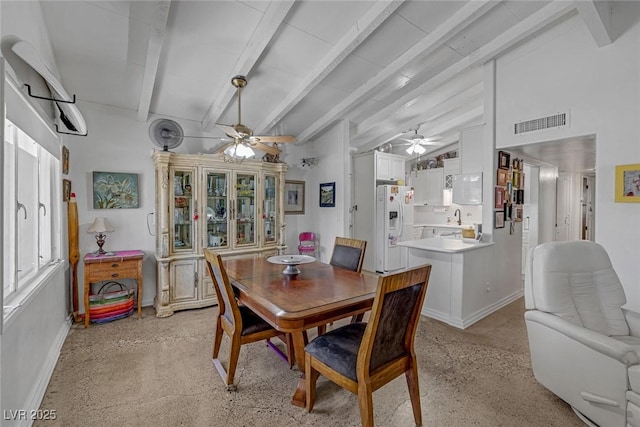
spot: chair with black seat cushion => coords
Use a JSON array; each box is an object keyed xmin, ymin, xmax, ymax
[
  {"xmin": 204, "ymin": 248, "xmax": 291, "ymax": 390},
  {"xmin": 305, "ymin": 264, "xmax": 431, "ymax": 427},
  {"xmin": 330, "ymin": 237, "xmax": 366, "ymax": 273},
  {"xmin": 329, "ymin": 237, "xmax": 367, "ymax": 324}
]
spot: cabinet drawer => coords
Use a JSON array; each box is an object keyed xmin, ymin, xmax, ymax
[{"xmin": 87, "ymin": 260, "xmax": 139, "ymax": 281}]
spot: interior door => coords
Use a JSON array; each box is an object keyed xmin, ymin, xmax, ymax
[{"xmin": 555, "ymin": 173, "xmax": 572, "ymax": 242}]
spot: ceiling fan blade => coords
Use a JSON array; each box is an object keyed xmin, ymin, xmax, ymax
[
  {"xmin": 216, "ymin": 123, "xmax": 242, "ymax": 139},
  {"xmin": 253, "ymin": 135, "xmax": 296, "ymax": 143},
  {"xmin": 252, "ymin": 141, "xmax": 280, "ymax": 155}
]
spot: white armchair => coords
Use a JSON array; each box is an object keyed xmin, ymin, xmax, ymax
[{"xmin": 524, "ymin": 241, "xmax": 640, "ymax": 426}]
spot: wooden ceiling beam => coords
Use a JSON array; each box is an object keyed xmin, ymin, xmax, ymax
[
  {"xmin": 137, "ymin": 1, "xmax": 171, "ymax": 122},
  {"xmin": 201, "ymin": 0, "xmax": 295, "ymax": 131},
  {"xmin": 353, "ymin": 0, "xmax": 576, "ymax": 146},
  {"xmin": 294, "ymin": 0, "xmax": 500, "ymax": 144},
  {"xmin": 253, "ymin": 0, "xmax": 405, "ymax": 136},
  {"xmin": 354, "ymin": 84, "xmax": 484, "ymax": 152},
  {"xmin": 576, "ymin": 1, "xmax": 613, "ymax": 47}
]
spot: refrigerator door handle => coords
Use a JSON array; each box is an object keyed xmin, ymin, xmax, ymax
[{"xmin": 398, "ymin": 198, "xmax": 404, "ymax": 238}]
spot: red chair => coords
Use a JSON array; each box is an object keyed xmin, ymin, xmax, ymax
[{"xmin": 298, "ymin": 232, "xmax": 317, "ymax": 256}]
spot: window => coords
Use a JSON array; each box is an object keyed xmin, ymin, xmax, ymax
[{"xmin": 3, "ymin": 119, "xmax": 61, "ymax": 303}]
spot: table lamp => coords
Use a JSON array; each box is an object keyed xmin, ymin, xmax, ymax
[{"xmin": 87, "ymin": 217, "xmax": 114, "ymax": 255}]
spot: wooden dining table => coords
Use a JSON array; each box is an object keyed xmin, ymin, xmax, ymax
[{"xmin": 223, "ymin": 256, "xmax": 379, "ymax": 407}]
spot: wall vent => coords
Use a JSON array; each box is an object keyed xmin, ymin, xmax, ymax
[{"xmin": 514, "ymin": 112, "xmax": 567, "ymax": 135}]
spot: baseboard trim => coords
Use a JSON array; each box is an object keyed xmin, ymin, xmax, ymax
[
  {"xmin": 16, "ymin": 315, "xmax": 71, "ymax": 427},
  {"xmin": 421, "ymin": 290, "xmax": 524, "ymax": 329},
  {"xmin": 458, "ymin": 289, "xmax": 524, "ymax": 329}
]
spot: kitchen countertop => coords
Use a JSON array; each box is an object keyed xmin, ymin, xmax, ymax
[{"xmin": 398, "ymin": 237, "xmax": 494, "ymax": 253}]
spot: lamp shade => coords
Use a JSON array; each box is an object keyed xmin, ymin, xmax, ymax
[
  {"xmin": 224, "ymin": 143, "xmax": 255, "ymax": 159},
  {"xmin": 406, "ymin": 144, "xmax": 426, "ymax": 155},
  {"xmin": 87, "ymin": 217, "xmax": 114, "ymax": 233}
]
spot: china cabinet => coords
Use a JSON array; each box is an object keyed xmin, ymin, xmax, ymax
[{"xmin": 153, "ymin": 152, "xmax": 287, "ymax": 317}]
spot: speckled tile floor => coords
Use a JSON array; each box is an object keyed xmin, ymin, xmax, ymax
[{"xmin": 36, "ymin": 299, "xmax": 583, "ymax": 427}]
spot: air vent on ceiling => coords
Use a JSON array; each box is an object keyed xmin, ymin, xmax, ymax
[{"xmin": 514, "ymin": 112, "xmax": 567, "ymax": 135}]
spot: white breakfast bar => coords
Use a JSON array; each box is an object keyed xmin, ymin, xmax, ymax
[{"xmin": 398, "ymin": 238, "xmax": 497, "ymax": 329}]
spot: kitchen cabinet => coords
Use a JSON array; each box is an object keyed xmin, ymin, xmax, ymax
[
  {"xmin": 403, "ymin": 240, "xmax": 498, "ymax": 329},
  {"xmin": 443, "ymin": 158, "xmax": 460, "ymax": 189},
  {"xmin": 375, "ymin": 151, "xmax": 405, "ymax": 182},
  {"xmin": 413, "ymin": 168, "xmax": 444, "ymax": 205},
  {"xmin": 153, "ymin": 152, "xmax": 287, "ymax": 317}
]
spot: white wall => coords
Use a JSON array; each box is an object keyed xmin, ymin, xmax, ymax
[
  {"xmin": 281, "ymin": 120, "xmax": 351, "ymax": 262},
  {"xmin": 66, "ymin": 102, "xmax": 159, "ymax": 309},
  {"xmin": 495, "ymin": 6, "xmax": 640, "ymax": 309}
]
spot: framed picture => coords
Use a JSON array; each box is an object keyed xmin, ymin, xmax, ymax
[
  {"xmin": 498, "ymin": 150, "xmax": 511, "ymax": 170},
  {"xmin": 284, "ymin": 180, "xmax": 305, "ymax": 214},
  {"xmin": 62, "ymin": 146, "xmax": 69, "ymax": 175},
  {"xmin": 62, "ymin": 179, "xmax": 71, "ymax": 201},
  {"xmin": 515, "ymin": 206, "xmax": 523, "ymax": 222},
  {"xmin": 495, "ymin": 186, "xmax": 505, "ymax": 209},
  {"xmin": 93, "ymin": 171, "xmax": 139, "ymax": 209},
  {"xmin": 319, "ymin": 182, "xmax": 335, "ymax": 207},
  {"xmin": 495, "ymin": 210, "xmax": 505, "ymax": 229},
  {"xmin": 615, "ymin": 163, "xmax": 640, "ymax": 202},
  {"xmin": 497, "ymin": 168, "xmax": 508, "ymax": 186}
]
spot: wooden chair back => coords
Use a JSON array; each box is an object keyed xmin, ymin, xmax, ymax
[
  {"xmin": 358, "ymin": 265, "xmax": 430, "ymax": 377},
  {"xmin": 330, "ymin": 237, "xmax": 367, "ymax": 273},
  {"xmin": 203, "ymin": 248, "xmax": 241, "ymax": 332}
]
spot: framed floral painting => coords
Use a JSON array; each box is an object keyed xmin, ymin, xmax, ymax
[{"xmin": 92, "ymin": 171, "xmax": 139, "ymax": 209}]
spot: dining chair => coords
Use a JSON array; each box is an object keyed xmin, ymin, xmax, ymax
[
  {"xmin": 329, "ymin": 236, "xmax": 367, "ymax": 273},
  {"xmin": 304, "ymin": 264, "xmax": 431, "ymax": 427},
  {"xmin": 328, "ymin": 237, "xmax": 368, "ymax": 325},
  {"xmin": 298, "ymin": 232, "xmax": 317, "ymax": 257},
  {"xmin": 204, "ymin": 248, "xmax": 292, "ymax": 390}
]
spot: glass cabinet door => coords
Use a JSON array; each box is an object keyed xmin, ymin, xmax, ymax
[
  {"xmin": 235, "ymin": 172, "xmax": 256, "ymax": 246},
  {"xmin": 263, "ymin": 174, "xmax": 277, "ymax": 245},
  {"xmin": 172, "ymin": 168, "xmax": 195, "ymax": 252},
  {"xmin": 205, "ymin": 171, "xmax": 229, "ymax": 249}
]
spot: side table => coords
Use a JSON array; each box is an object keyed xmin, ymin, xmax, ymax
[{"xmin": 84, "ymin": 250, "xmax": 144, "ymax": 328}]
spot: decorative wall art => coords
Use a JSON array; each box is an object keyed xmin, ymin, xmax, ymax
[
  {"xmin": 615, "ymin": 163, "xmax": 640, "ymax": 203},
  {"xmin": 495, "ymin": 187, "xmax": 505, "ymax": 209},
  {"xmin": 62, "ymin": 146, "xmax": 69, "ymax": 175},
  {"xmin": 92, "ymin": 171, "xmax": 139, "ymax": 209},
  {"xmin": 495, "ymin": 210, "xmax": 505, "ymax": 229},
  {"xmin": 515, "ymin": 206, "xmax": 524, "ymax": 222},
  {"xmin": 319, "ymin": 182, "xmax": 336, "ymax": 207},
  {"xmin": 284, "ymin": 180, "xmax": 305, "ymax": 214},
  {"xmin": 62, "ymin": 179, "xmax": 71, "ymax": 201},
  {"xmin": 498, "ymin": 151, "xmax": 511, "ymax": 170},
  {"xmin": 497, "ymin": 169, "xmax": 508, "ymax": 186}
]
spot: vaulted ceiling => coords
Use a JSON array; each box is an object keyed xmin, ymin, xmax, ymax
[{"xmin": 37, "ymin": 0, "xmax": 610, "ymax": 161}]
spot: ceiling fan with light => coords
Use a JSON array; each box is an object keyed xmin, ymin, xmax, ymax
[
  {"xmin": 394, "ymin": 129, "xmax": 443, "ymax": 155},
  {"xmin": 214, "ymin": 75, "xmax": 295, "ymax": 159},
  {"xmin": 148, "ymin": 75, "xmax": 295, "ymax": 160}
]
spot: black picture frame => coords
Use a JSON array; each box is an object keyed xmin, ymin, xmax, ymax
[
  {"xmin": 498, "ymin": 150, "xmax": 511, "ymax": 170},
  {"xmin": 319, "ymin": 182, "xmax": 335, "ymax": 207}
]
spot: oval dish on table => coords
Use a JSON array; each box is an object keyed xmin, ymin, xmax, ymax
[{"xmin": 267, "ymin": 255, "xmax": 315, "ymax": 275}]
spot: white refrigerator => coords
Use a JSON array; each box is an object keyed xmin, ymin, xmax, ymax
[{"xmin": 375, "ymin": 185, "xmax": 414, "ymax": 273}]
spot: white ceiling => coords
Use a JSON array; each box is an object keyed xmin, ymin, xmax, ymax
[{"xmin": 35, "ymin": 0, "xmax": 607, "ymax": 166}]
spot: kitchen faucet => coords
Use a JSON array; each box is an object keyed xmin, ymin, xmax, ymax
[{"xmin": 454, "ymin": 209, "xmax": 461, "ymax": 225}]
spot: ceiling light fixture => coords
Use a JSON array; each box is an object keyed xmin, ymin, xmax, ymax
[
  {"xmin": 406, "ymin": 143, "xmax": 426, "ymax": 155},
  {"xmin": 223, "ymin": 142, "xmax": 255, "ymax": 161}
]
